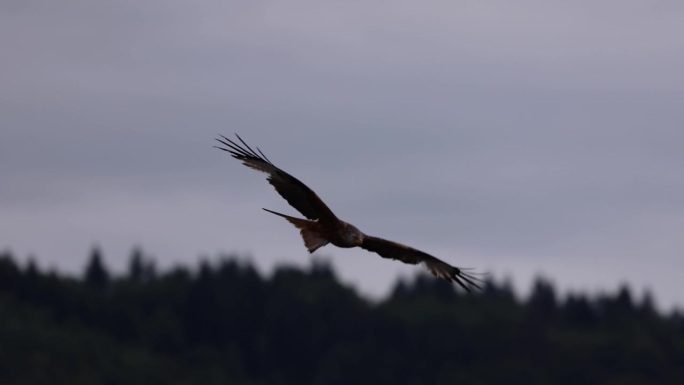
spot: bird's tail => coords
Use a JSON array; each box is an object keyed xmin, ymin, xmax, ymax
[{"xmin": 262, "ymin": 208, "xmax": 329, "ymax": 253}]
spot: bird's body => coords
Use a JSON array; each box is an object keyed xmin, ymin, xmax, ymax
[
  {"xmin": 262, "ymin": 208, "xmax": 361, "ymax": 251},
  {"xmin": 215, "ymin": 134, "xmax": 482, "ymax": 291}
]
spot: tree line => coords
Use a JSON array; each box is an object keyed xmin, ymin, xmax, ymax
[{"xmin": 0, "ymin": 247, "xmax": 683, "ymax": 385}]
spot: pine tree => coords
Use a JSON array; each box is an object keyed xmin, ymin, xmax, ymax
[{"xmin": 84, "ymin": 246, "xmax": 110, "ymax": 291}]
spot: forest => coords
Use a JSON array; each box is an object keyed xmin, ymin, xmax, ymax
[{"xmin": 1, "ymin": 247, "xmax": 683, "ymax": 385}]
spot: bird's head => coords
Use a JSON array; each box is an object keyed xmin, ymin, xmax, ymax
[{"xmin": 343, "ymin": 223, "xmax": 365, "ymax": 246}]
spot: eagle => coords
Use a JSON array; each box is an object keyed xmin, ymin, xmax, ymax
[{"xmin": 215, "ymin": 134, "xmax": 482, "ymax": 291}]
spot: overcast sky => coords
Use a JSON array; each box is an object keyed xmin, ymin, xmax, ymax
[{"xmin": 2, "ymin": 0, "xmax": 683, "ymax": 310}]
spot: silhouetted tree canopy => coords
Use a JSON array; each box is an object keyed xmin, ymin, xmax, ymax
[
  {"xmin": 0, "ymin": 248, "xmax": 683, "ymax": 385},
  {"xmin": 84, "ymin": 247, "xmax": 109, "ymax": 291}
]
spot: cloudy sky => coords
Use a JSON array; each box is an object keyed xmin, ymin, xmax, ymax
[{"xmin": 2, "ymin": 1, "xmax": 683, "ymax": 309}]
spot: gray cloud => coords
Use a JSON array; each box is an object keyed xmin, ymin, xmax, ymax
[{"xmin": 2, "ymin": 0, "xmax": 684, "ymax": 309}]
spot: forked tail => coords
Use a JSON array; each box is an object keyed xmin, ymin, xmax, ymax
[{"xmin": 262, "ymin": 208, "xmax": 329, "ymax": 253}]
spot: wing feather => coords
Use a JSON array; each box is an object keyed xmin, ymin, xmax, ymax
[
  {"xmin": 214, "ymin": 134, "xmax": 339, "ymax": 225},
  {"xmin": 360, "ymin": 236, "xmax": 482, "ymax": 291}
]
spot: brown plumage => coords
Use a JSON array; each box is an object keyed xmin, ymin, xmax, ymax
[{"xmin": 214, "ymin": 134, "xmax": 482, "ymax": 291}]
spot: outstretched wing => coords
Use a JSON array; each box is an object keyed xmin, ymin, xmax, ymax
[
  {"xmin": 360, "ymin": 236, "xmax": 482, "ymax": 291},
  {"xmin": 215, "ymin": 134, "xmax": 339, "ymax": 225}
]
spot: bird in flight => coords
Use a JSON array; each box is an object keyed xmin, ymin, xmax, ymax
[{"xmin": 215, "ymin": 134, "xmax": 482, "ymax": 291}]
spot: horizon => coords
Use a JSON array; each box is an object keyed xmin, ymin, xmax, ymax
[{"xmin": 0, "ymin": 245, "xmax": 668, "ymax": 315}]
